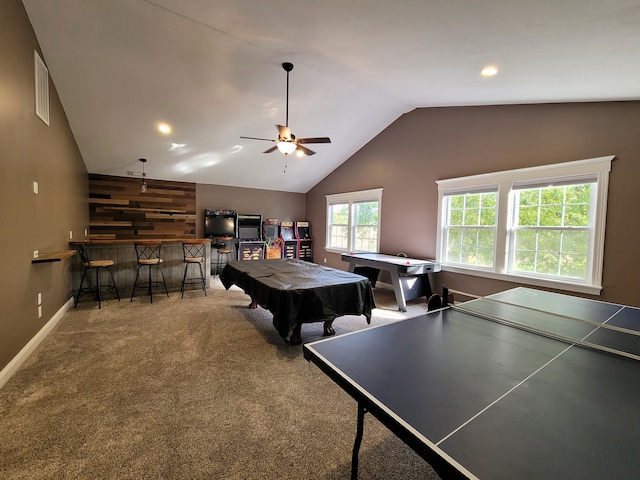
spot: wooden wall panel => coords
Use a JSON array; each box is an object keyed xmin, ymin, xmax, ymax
[{"xmin": 89, "ymin": 174, "xmax": 196, "ymax": 239}]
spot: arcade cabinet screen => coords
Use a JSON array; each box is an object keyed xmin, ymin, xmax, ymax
[
  {"xmin": 238, "ymin": 226, "xmax": 261, "ymax": 239},
  {"xmin": 281, "ymin": 227, "xmax": 293, "ymax": 240}
]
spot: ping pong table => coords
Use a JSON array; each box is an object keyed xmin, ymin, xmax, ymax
[{"xmin": 303, "ymin": 287, "xmax": 640, "ymax": 479}]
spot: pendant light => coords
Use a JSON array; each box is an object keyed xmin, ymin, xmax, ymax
[{"xmin": 139, "ymin": 158, "xmax": 147, "ymax": 193}]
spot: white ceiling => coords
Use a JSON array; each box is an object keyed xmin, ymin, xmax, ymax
[{"xmin": 22, "ymin": 0, "xmax": 640, "ymax": 193}]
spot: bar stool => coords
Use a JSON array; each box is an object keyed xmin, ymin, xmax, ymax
[
  {"xmin": 130, "ymin": 241, "xmax": 169, "ymax": 303},
  {"xmin": 214, "ymin": 237, "xmax": 232, "ymax": 277},
  {"xmin": 180, "ymin": 240, "xmax": 207, "ymax": 298},
  {"xmin": 74, "ymin": 244, "xmax": 120, "ymax": 309}
]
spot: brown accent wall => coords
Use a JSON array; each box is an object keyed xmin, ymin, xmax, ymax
[
  {"xmin": 307, "ymin": 102, "xmax": 640, "ymax": 307},
  {"xmin": 0, "ymin": 1, "xmax": 89, "ymax": 370},
  {"xmin": 196, "ymin": 184, "xmax": 306, "ymax": 237},
  {"xmin": 89, "ymin": 174, "xmax": 196, "ymax": 239}
]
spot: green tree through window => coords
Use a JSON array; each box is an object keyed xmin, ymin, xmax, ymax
[
  {"xmin": 445, "ymin": 191, "xmax": 497, "ymax": 267},
  {"xmin": 512, "ymin": 184, "xmax": 592, "ymax": 279}
]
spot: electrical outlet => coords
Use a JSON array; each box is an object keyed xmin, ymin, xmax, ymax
[
  {"xmin": 37, "ymin": 293, "xmax": 42, "ymax": 305},
  {"xmin": 33, "ymin": 181, "xmax": 38, "ymax": 194},
  {"xmin": 38, "ymin": 305, "xmax": 42, "ymax": 318},
  {"xmin": 69, "ymin": 230, "xmax": 73, "ymax": 239},
  {"xmin": 323, "ymin": 258, "xmax": 327, "ymax": 263},
  {"xmin": 33, "ymin": 250, "xmax": 39, "ymax": 259}
]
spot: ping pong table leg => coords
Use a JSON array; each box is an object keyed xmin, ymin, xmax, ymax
[{"xmin": 351, "ymin": 403, "xmax": 367, "ymax": 480}]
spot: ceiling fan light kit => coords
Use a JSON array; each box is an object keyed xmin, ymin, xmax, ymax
[
  {"xmin": 277, "ymin": 141, "xmax": 297, "ymax": 155},
  {"xmin": 240, "ymin": 62, "xmax": 331, "ymax": 159}
]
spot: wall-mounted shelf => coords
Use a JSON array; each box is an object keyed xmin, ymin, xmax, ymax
[
  {"xmin": 89, "ymin": 221, "xmax": 133, "ymax": 227},
  {"xmin": 89, "ymin": 198, "xmax": 129, "ymax": 205},
  {"xmin": 31, "ymin": 250, "xmax": 77, "ymax": 264},
  {"xmin": 103, "ymin": 206, "xmax": 188, "ymax": 214}
]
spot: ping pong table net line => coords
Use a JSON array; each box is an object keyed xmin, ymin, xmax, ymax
[{"xmin": 444, "ymin": 289, "xmax": 640, "ymax": 362}]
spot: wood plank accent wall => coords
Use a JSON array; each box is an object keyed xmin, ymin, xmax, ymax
[{"xmin": 89, "ymin": 174, "xmax": 196, "ymax": 239}]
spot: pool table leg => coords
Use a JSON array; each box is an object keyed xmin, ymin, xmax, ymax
[
  {"xmin": 289, "ymin": 319, "xmax": 335, "ymax": 345},
  {"xmin": 323, "ymin": 319, "xmax": 336, "ymax": 337},
  {"xmin": 290, "ymin": 323, "xmax": 303, "ymax": 345}
]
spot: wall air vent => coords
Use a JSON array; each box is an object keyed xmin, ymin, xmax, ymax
[{"xmin": 34, "ymin": 51, "xmax": 49, "ymax": 125}]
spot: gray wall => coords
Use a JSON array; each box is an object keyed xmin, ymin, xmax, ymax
[
  {"xmin": 0, "ymin": 1, "xmax": 89, "ymax": 370},
  {"xmin": 307, "ymin": 102, "xmax": 640, "ymax": 307}
]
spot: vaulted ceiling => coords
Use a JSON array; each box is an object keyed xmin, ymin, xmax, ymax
[{"xmin": 22, "ymin": 0, "xmax": 640, "ymax": 193}]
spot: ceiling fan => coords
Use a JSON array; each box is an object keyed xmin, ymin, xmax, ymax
[{"xmin": 241, "ymin": 62, "xmax": 331, "ymax": 156}]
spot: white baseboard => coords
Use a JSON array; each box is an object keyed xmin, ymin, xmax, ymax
[{"xmin": 0, "ymin": 297, "xmax": 74, "ymax": 390}]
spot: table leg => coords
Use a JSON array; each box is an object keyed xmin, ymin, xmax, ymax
[
  {"xmin": 290, "ymin": 323, "xmax": 302, "ymax": 345},
  {"xmin": 389, "ymin": 269, "xmax": 408, "ymax": 312},
  {"xmin": 351, "ymin": 403, "xmax": 367, "ymax": 480},
  {"xmin": 323, "ymin": 319, "xmax": 336, "ymax": 336}
]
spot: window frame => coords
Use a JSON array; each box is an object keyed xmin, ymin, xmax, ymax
[
  {"xmin": 435, "ymin": 156, "xmax": 613, "ymax": 295},
  {"xmin": 325, "ymin": 188, "xmax": 383, "ymax": 254}
]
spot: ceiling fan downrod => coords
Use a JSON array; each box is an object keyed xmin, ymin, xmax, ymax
[{"xmin": 282, "ymin": 62, "xmax": 293, "ymax": 129}]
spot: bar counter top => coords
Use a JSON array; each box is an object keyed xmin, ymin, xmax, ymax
[{"xmin": 70, "ymin": 238, "xmax": 212, "ymax": 245}]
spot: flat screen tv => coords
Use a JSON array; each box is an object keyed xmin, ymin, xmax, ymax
[{"xmin": 205, "ymin": 216, "xmax": 235, "ymax": 238}]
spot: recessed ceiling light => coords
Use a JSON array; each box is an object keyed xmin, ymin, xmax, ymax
[
  {"xmin": 158, "ymin": 123, "xmax": 172, "ymax": 134},
  {"xmin": 481, "ymin": 66, "xmax": 498, "ymax": 77}
]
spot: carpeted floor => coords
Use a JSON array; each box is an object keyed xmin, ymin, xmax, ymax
[{"xmin": 0, "ymin": 278, "xmax": 440, "ymax": 479}]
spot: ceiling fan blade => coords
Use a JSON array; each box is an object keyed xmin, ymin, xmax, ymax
[
  {"xmin": 277, "ymin": 125, "xmax": 291, "ymax": 140},
  {"xmin": 297, "ymin": 137, "xmax": 331, "ymax": 144},
  {"xmin": 240, "ymin": 136, "xmax": 276, "ymax": 142},
  {"xmin": 296, "ymin": 144, "xmax": 316, "ymax": 156},
  {"xmin": 263, "ymin": 146, "xmax": 278, "ymax": 154}
]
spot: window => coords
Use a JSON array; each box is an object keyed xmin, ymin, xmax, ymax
[
  {"xmin": 510, "ymin": 182, "xmax": 593, "ymax": 279},
  {"xmin": 443, "ymin": 189, "xmax": 497, "ymax": 268},
  {"xmin": 326, "ymin": 188, "xmax": 383, "ymax": 253},
  {"xmin": 436, "ymin": 156, "xmax": 613, "ymax": 294}
]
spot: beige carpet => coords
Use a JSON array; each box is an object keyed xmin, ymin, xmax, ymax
[{"xmin": 0, "ymin": 278, "xmax": 439, "ymax": 479}]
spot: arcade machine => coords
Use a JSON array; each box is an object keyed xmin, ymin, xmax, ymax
[
  {"xmin": 263, "ymin": 218, "xmax": 282, "ymax": 259},
  {"xmin": 236, "ymin": 214, "xmax": 264, "ymax": 261},
  {"xmin": 280, "ymin": 221, "xmax": 298, "ymax": 259},
  {"xmin": 295, "ymin": 221, "xmax": 313, "ymax": 262}
]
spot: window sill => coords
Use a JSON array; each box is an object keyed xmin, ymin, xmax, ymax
[{"xmin": 441, "ymin": 264, "xmax": 602, "ymax": 296}]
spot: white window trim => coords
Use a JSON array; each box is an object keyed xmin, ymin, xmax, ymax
[
  {"xmin": 435, "ymin": 156, "xmax": 614, "ymax": 295},
  {"xmin": 325, "ymin": 188, "xmax": 383, "ymax": 254}
]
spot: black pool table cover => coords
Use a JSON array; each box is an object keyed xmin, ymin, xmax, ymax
[{"xmin": 220, "ymin": 259, "xmax": 374, "ymax": 340}]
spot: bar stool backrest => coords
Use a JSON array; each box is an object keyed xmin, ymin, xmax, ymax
[
  {"xmin": 182, "ymin": 241, "xmax": 206, "ymax": 262},
  {"xmin": 134, "ymin": 241, "xmax": 162, "ymax": 264},
  {"xmin": 78, "ymin": 244, "xmax": 91, "ymax": 265}
]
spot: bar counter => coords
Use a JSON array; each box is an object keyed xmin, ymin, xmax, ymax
[{"xmin": 70, "ymin": 239, "xmax": 212, "ymax": 300}]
